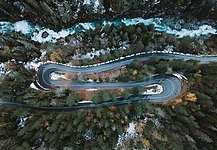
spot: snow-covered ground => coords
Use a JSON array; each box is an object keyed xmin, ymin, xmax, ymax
[
  {"xmin": 73, "ymin": 48, "xmax": 108, "ymax": 60},
  {"xmin": 0, "ymin": 17, "xmax": 216, "ymax": 43},
  {"xmin": 0, "ymin": 63, "xmax": 6, "ymax": 75},
  {"xmin": 24, "ymin": 61, "xmax": 43, "ymax": 70},
  {"xmin": 24, "ymin": 49, "xmax": 47, "ymax": 70},
  {"xmin": 73, "ymin": 43, "xmax": 129, "ymax": 60},
  {"xmin": 50, "ymin": 72, "xmax": 68, "ymax": 80},
  {"xmin": 18, "ymin": 116, "xmax": 28, "ymax": 128},
  {"xmin": 116, "ymin": 122, "xmax": 137, "ymax": 149},
  {"xmin": 116, "ymin": 116, "xmax": 161, "ymax": 149},
  {"xmin": 83, "ymin": 0, "xmax": 91, "ymax": 5},
  {"xmin": 143, "ymin": 84, "xmax": 163, "ymax": 95},
  {"xmin": 93, "ymin": 0, "xmax": 100, "ymax": 13},
  {"xmin": 30, "ymin": 83, "xmax": 40, "ymax": 90},
  {"xmin": 86, "ymin": 89, "xmax": 98, "ymax": 91},
  {"xmin": 163, "ymin": 45, "xmax": 174, "ymax": 53},
  {"xmin": 0, "ymin": 62, "xmax": 10, "ymax": 75},
  {"xmin": 39, "ymin": 50, "xmax": 47, "ymax": 60}
]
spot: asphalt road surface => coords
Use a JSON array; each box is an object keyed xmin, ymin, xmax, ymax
[{"xmin": 1, "ymin": 52, "xmax": 217, "ymax": 110}]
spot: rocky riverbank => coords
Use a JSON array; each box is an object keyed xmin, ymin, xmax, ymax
[{"xmin": 0, "ymin": 0, "xmax": 217, "ymax": 31}]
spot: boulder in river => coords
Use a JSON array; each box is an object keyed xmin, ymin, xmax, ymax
[{"xmin": 42, "ymin": 31, "xmax": 49, "ymax": 38}]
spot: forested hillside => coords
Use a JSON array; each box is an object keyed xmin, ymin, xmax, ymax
[{"xmin": 0, "ymin": 0, "xmax": 217, "ymax": 30}]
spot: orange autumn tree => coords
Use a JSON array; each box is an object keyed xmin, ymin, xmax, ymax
[
  {"xmin": 50, "ymin": 51, "xmax": 61, "ymax": 62},
  {"xmin": 185, "ymin": 92, "xmax": 197, "ymax": 102}
]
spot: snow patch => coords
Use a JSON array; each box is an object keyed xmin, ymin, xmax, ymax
[
  {"xmin": 83, "ymin": 0, "xmax": 91, "ymax": 5},
  {"xmin": 126, "ymin": 122, "xmax": 137, "ymax": 137},
  {"xmin": 0, "ymin": 62, "xmax": 10, "ymax": 75},
  {"xmin": 13, "ymin": 1, "xmax": 25, "ymax": 12},
  {"xmin": 39, "ymin": 50, "xmax": 47, "ymax": 60},
  {"xmin": 24, "ymin": 61, "xmax": 43, "ymax": 70},
  {"xmin": 93, "ymin": 0, "xmax": 100, "ymax": 12},
  {"xmin": 116, "ymin": 115, "xmax": 162, "ymax": 149},
  {"xmin": 50, "ymin": 72, "xmax": 68, "ymax": 80},
  {"xmin": 86, "ymin": 89, "xmax": 97, "ymax": 91},
  {"xmin": 116, "ymin": 122, "xmax": 137, "ymax": 148},
  {"xmin": 154, "ymin": 0, "xmax": 161, "ymax": 4},
  {"xmin": 73, "ymin": 48, "xmax": 108, "ymax": 60},
  {"xmin": 73, "ymin": 43, "xmax": 129, "ymax": 60},
  {"xmin": 18, "ymin": 116, "xmax": 28, "ymax": 128},
  {"xmin": 30, "ymin": 82, "xmax": 40, "ymax": 90},
  {"xmin": 143, "ymin": 84, "xmax": 163, "ymax": 95},
  {"xmin": 163, "ymin": 45, "xmax": 174, "ymax": 53},
  {"xmin": 0, "ymin": 63, "xmax": 6, "ymax": 75}
]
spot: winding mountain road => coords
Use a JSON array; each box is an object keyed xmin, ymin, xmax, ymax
[
  {"xmin": 1, "ymin": 52, "xmax": 217, "ymax": 111},
  {"xmin": 0, "ymin": 75, "xmax": 181, "ymax": 111},
  {"xmin": 37, "ymin": 52, "xmax": 217, "ymax": 90}
]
